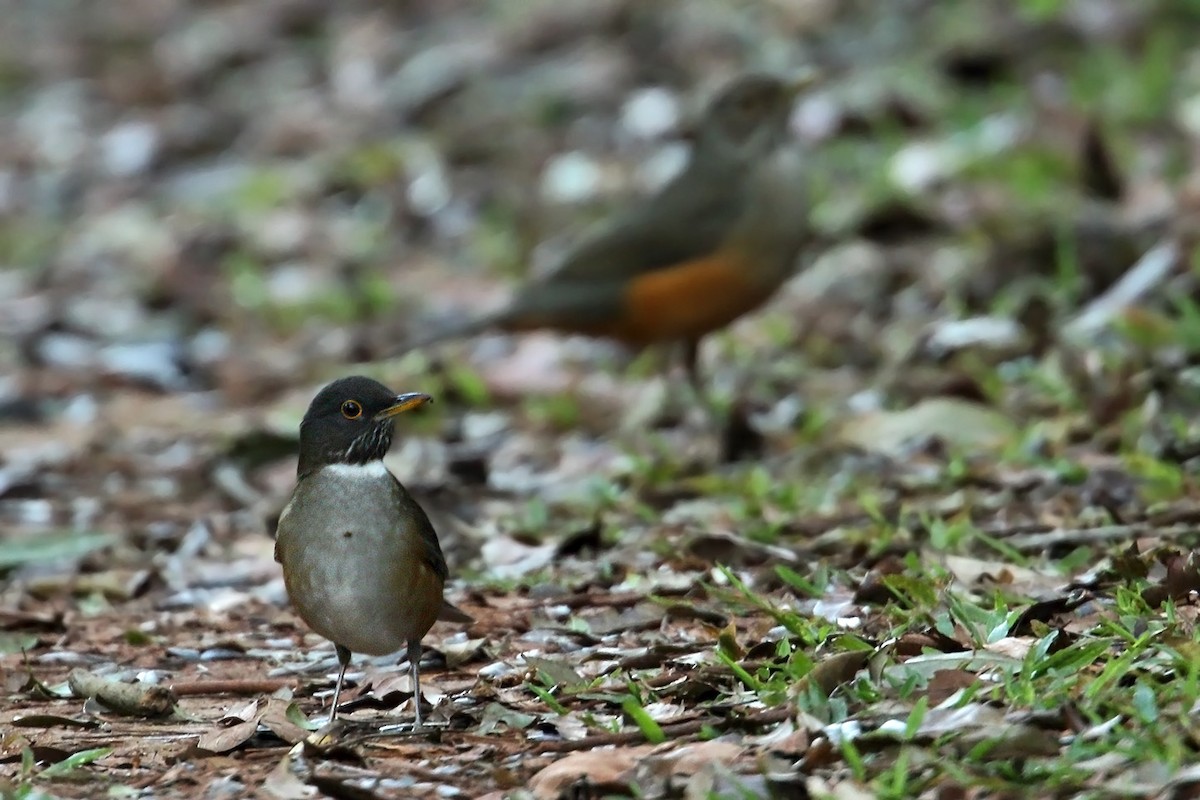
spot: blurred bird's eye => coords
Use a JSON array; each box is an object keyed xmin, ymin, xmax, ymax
[{"xmin": 341, "ymin": 400, "xmax": 363, "ymax": 419}]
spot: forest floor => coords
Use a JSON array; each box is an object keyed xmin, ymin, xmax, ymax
[{"xmin": 5, "ymin": 1, "xmax": 1200, "ymax": 798}]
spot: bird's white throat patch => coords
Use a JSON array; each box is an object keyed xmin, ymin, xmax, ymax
[{"xmin": 323, "ymin": 461, "xmax": 391, "ymax": 480}]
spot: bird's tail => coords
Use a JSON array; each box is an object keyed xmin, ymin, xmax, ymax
[
  {"xmin": 438, "ymin": 599, "xmax": 474, "ymax": 624},
  {"xmin": 387, "ymin": 311, "xmax": 502, "ymax": 358}
]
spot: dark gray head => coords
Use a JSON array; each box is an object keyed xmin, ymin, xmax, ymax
[
  {"xmin": 297, "ymin": 376, "xmax": 432, "ymax": 476},
  {"xmin": 695, "ymin": 72, "xmax": 814, "ymax": 162}
]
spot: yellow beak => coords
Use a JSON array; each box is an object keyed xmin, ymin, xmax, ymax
[{"xmin": 374, "ymin": 392, "xmax": 433, "ymax": 420}]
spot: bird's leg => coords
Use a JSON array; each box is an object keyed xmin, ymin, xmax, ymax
[
  {"xmin": 682, "ymin": 338, "xmax": 702, "ymax": 398},
  {"xmin": 681, "ymin": 338, "xmax": 722, "ymax": 423},
  {"xmin": 407, "ymin": 640, "xmax": 424, "ymax": 730},
  {"xmin": 329, "ymin": 644, "xmax": 352, "ymax": 727}
]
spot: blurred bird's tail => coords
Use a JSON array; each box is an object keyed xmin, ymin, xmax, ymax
[{"xmin": 389, "ymin": 312, "xmax": 500, "ymax": 358}]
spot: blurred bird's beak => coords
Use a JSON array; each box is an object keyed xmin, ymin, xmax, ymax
[{"xmin": 375, "ymin": 392, "xmax": 433, "ymax": 420}]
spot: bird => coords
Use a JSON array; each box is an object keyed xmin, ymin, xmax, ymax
[
  {"xmin": 403, "ymin": 71, "xmax": 817, "ymax": 393},
  {"xmin": 274, "ymin": 375, "xmax": 471, "ymax": 729}
]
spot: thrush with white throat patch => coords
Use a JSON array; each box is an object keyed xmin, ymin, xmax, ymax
[{"xmin": 274, "ymin": 375, "xmax": 470, "ymax": 729}]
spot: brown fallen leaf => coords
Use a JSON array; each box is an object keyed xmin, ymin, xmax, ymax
[
  {"xmin": 648, "ymin": 738, "xmax": 744, "ymax": 778},
  {"xmin": 836, "ymin": 397, "xmax": 1016, "ymax": 456},
  {"xmin": 339, "ymin": 671, "xmax": 418, "ymax": 714},
  {"xmin": 631, "ymin": 739, "xmax": 749, "ymax": 797},
  {"xmin": 686, "ymin": 531, "xmax": 797, "ymax": 566},
  {"xmin": 528, "ymin": 745, "xmax": 656, "ymax": 800},
  {"xmin": 196, "ymin": 716, "xmax": 260, "ymax": 755},
  {"xmin": 260, "ymin": 698, "xmax": 312, "ymax": 744},
  {"xmin": 798, "ymin": 651, "xmax": 870, "ymax": 697},
  {"xmin": 985, "ymin": 637, "xmax": 1034, "ymax": 660},
  {"xmin": 261, "ymin": 743, "xmax": 318, "ymax": 800},
  {"xmin": 892, "ymin": 629, "xmax": 968, "ymax": 657},
  {"xmin": 941, "ymin": 554, "xmax": 1060, "ymax": 593},
  {"xmin": 26, "ymin": 569, "xmax": 152, "ymax": 601},
  {"xmin": 925, "ymin": 669, "xmax": 979, "ymax": 706},
  {"xmin": 1143, "ymin": 550, "xmax": 1200, "ymax": 607},
  {"xmin": 577, "ymin": 603, "xmax": 667, "ymax": 637},
  {"xmin": 481, "ymin": 534, "xmax": 557, "ymax": 578},
  {"xmin": 9, "ymin": 713, "xmax": 101, "ymax": 730}
]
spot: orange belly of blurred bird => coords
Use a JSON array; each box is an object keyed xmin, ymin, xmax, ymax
[
  {"xmin": 504, "ymin": 254, "xmax": 772, "ymax": 346},
  {"xmin": 605, "ymin": 253, "xmax": 771, "ymax": 346}
]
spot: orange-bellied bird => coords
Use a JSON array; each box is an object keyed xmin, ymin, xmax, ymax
[{"xmin": 403, "ymin": 71, "xmax": 818, "ymax": 391}]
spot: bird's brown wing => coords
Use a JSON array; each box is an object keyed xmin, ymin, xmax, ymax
[
  {"xmin": 388, "ymin": 478, "xmax": 475, "ymax": 623},
  {"xmin": 543, "ymin": 163, "xmax": 748, "ymax": 285},
  {"xmin": 389, "ymin": 475, "xmax": 449, "ymax": 582},
  {"xmin": 493, "ymin": 168, "xmax": 750, "ymax": 327},
  {"xmin": 272, "ymin": 499, "xmax": 294, "ymax": 563}
]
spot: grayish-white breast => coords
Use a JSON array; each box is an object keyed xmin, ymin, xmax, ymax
[{"xmin": 275, "ymin": 461, "xmax": 441, "ymax": 656}]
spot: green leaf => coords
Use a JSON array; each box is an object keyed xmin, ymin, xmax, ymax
[
  {"xmin": 123, "ymin": 629, "xmax": 152, "ymax": 646},
  {"xmin": 1037, "ymin": 639, "xmax": 1110, "ymax": 676},
  {"xmin": 904, "ymin": 696, "xmax": 929, "ymax": 740},
  {"xmin": 621, "ymin": 696, "xmax": 665, "ymax": 745},
  {"xmin": 719, "ymin": 649, "xmax": 766, "ymax": 693},
  {"xmin": 284, "ymin": 702, "xmax": 321, "ymax": 732},
  {"xmin": 232, "ymin": 168, "xmax": 291, "ymax": 212},
  {"xmin": 39, "ymin": 747, "xmax": 111, "ymax": 779},
  {"xmin": 528, "ymin": 683, "xmax": 568, "ymax": 716},
  {"xmin": 0, "ymin": 632, "xmax": 38, "ymax": 654},
  {"xmin": 775, "ymin": 565, "xmax": 819, "ymax": 597},
  {"xmin": 840, "ymin": 735, "xmax": 866, "ymax": 781},
  {"xmin": 442, "ymin": 363, "xmax": 489, "ymax": 407},
  {"xmin": 477, "ymin": 702, "xmax": 537, "ymax": 734},
  {"xmin": 1017, "ymin": 0, "xmax": 1067, "ymax": 21},
  {"xmin": 1132, "ymin": 682, "xmax": 1158, "ymax": 723},
  {"xmin": 0, "ymin": 533, "xmax": 115, "ymax": 570}
]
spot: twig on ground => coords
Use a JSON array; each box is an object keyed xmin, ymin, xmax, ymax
[
  {"xmin": 169, "ymin": 678, "xmax": 296, "ymax": 697},
  {"xmin": 531, "ymin": 706, "xmax": 792, "ymax": 753},
  {"xmin": 68, "ymin": 668, "xmax": 176, "ymax": 717},
  {"xmin": 1004, "ymin": 524, "xmax": 1200, "ymax": 550}
]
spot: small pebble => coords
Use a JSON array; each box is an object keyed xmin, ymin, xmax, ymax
[
  {"xmin": 620, "ymin": 87, "xmax": 679, "ymax": 140},
  {"xmin": 408, "ymin": 160, "xmax": 453, "ymax": 217},
  {"xmin": 101, "ymin": 120, "xmax": 160, "ymax": 177},
  {"xmin": 62, "ymin": 391, "xmax": 100, "ymax": 425},
  {"xmin": 205, "ymin": 776, "xmax": 246, "ymax": 800},
  {"xmin": 166, "ymin": 647, "xmax": 202, "ymax": 661},
  {"xmin": 198, "ymin": 648, "xmax": 245, "ymax": 662},
  {"xmin": 136, "ymin": 670, "xmax": 164, "ymax": 685},
  {"xmin": 37, "ymin": 332, "xmax": 97, "ymax": 371},
  {"xmin": 541, "ymin": 151, "xmax": 603, "ymax": 204},
  {"xmin": 189, "ymin": 328, "xmax": 231, "ymax": 365},
  {"xmin": 3, "ymin": 499, "xmax": 54, "ymax": 526},
  {"xmin": 99, "ymin": 341, "xmax": 188, "ymax": 390},
  {"xmin": 477, "ymin": 661, "xmax": 514, "ymax": 680}
]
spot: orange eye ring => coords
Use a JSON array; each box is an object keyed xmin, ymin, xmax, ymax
[{"xmin": 341, "ymin": 400, "xmax": 363, "ymax": 420}]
